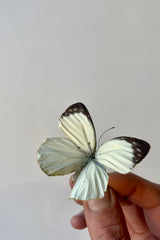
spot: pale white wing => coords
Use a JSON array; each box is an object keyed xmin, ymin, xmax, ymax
[
  {"xmin": 37, "ymin": 138, "xmax": 89, "ymax": 176},
  {"xmin": 70, "ymin": 160, "xmax": 109, "ymax": 200},
  {"xmin": 58, "ymin": 103, "xmax": 96, "ymax": 154},
  {"xmin": 95, "ymin": 137, "xmax": 150, "ymax": 174}
]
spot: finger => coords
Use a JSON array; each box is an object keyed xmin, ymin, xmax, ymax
[
  {"xmin": 143, "ymin": 205, "xmax": 160, "ymax": 238},
  {"xmin": 83, "ymin": 188, "xmax": 130, "ymax": 240},
  {"xmin": 119, "ymin": 197, "xmax": 160, "ymax": 239},
  {"xmin": 69, "ymin": 175, "xmax": 74, "ymax": 189},
  {"xmin": 118, "ymin": 197, "xmax": 152, "ymax": 238},
  {"xmin": 108, "ymin": 172, "xmax": 160, "ymax": 208},
  {"xmin": 118, "ymin": 197, "xmax": 147, "ymax": 230},
  {"xmin": 71, "ymin": 210, "xmax": 86, "ymax": 229}
]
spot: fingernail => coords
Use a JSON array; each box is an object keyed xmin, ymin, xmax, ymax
[{"xmin": 87, "ymin": 188, "xmax": 112, "ymax": 212}]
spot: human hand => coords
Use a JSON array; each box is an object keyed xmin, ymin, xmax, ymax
[{"xmin": 70, "ymin": 173, "xmax": 160, "ymax": 240}]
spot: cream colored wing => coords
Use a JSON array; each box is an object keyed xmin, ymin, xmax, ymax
[
  {"xmin": 95, "ymin": 137, "xmax": 150, "ymax": 173},
  {"xmin": 70, "ymin": 160, "xmax": 109, "ymax": 200},
  {"xmin": 58, "ymin": 103, "xmax": 96, "ymax": 154},
  {"xmin": 37, "ymin": 138, "xmax": 89, "ymax": 176}
]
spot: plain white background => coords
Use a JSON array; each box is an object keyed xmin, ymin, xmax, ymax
[{"xmin": 0, "ymin": 1, "xmax": 160, "ymax": 239}]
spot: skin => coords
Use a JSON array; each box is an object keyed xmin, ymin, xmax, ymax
[{"xmin": 70, "ymin": 173, "xmax": 160, "ymax": 240}]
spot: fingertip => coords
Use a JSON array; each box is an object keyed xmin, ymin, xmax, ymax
[
  {"xmin": 71, "ymin": 211, "xmax": 86, "ymax": 230},
  {"xmin": 69, "ymin": 175, "xmax": 74, "ymax": 189}
]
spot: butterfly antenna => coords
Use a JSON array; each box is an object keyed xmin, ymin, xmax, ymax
[{"xmin": 98, "ymin": 127, "xmax": 115, "ymax": 147}]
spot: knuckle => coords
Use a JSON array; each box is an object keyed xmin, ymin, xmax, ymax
[{"xmin": 96, "ymin": 223, "xmax": 128, "ymax": 240}]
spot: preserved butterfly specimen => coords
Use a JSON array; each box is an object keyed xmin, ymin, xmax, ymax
[{"xmin": 37, "ymin": 103, "xmax": 150, "ymax": 200}]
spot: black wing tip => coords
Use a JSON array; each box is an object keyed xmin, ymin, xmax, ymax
[
  {"xmin": 61, "ymin": 102, "xmax": 91, "ymax": 119},
  {"xmin": 116, "ymin": 136, "xmax": 150, "ymax": 163},
  {"xmin": 62, "ymin": 102, "xmax": 86, "ymax": 115},
  {"xmin": 133, "ymin": 139, "xmax": 150, "ymax": 163}
]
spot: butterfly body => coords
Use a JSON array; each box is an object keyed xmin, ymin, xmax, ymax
[{"xmin": 37, "ymin": 102, "xmax": 150, "ymax": 200}]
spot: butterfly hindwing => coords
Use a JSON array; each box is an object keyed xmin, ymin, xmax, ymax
[
  {"xmin": 70, "ymin": 160, "xmax": 109, "ymax": 200},
  {"xmin": 95, "ymin": 136, "xmax": 150, "ymax": 174},
  {"xmin": 37, "ymin": 138, "xmax": 89, "ymax": 176}
]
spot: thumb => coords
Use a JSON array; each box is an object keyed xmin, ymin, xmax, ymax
[{"xmin": 83, "ymin": 188, "xmax": 130, "ymax": 240}]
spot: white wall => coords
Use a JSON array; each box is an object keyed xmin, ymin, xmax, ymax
[{"xmin": 0, "ymin": 1, "xmax": 159, "ymax": 239}]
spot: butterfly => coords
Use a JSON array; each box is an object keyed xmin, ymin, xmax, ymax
[{"xmin": 37, "ymin": 102, "xmax": 150, "ymax": 201}]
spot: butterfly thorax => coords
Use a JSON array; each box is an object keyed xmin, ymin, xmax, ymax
[
  {"xmin": 72, "ymin": 152, "xmax": 95, "ymax": 184},
  {"xmin": 90, "ymin": 152, "xmax": 95, "ymax": 160}
]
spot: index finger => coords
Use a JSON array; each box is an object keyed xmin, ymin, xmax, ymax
[{"xmin": 108, "ymin": 172, "xmax": 160, "ymax": 208}]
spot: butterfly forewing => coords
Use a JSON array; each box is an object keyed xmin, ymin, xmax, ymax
[
  {"xmin": 37, "ymin": 138, "xmax": 89, "ymax": 176},
  {"xmin": 116, "ymin": 137, "xmax": 150, "ymax": 163},
  {"xmin": 58, "ymin": 103, "xmax": 96, "ymax": 154},
  {"xmin": 95, "ymin": 137, "xmax": 150, "ymax": 174}
]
